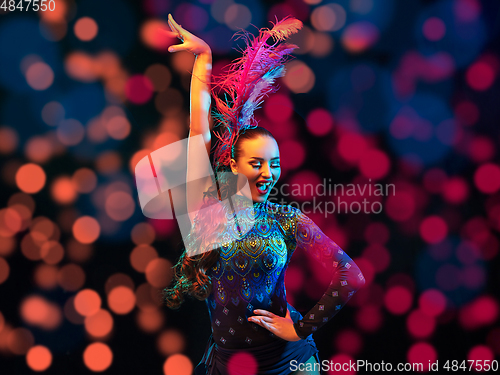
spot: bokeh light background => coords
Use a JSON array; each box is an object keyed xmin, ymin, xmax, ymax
[{"xmin": 0, "ymin": 0, "xmax": 499, "ymax": 374}]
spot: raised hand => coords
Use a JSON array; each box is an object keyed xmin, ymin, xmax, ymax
[
  {"xmin": 248, "ymin": 308, "xmax": 302, "ymax": 342},
  {"xmin": 166, "ymin": 14, "xmax": 211, "ymax": 56}
]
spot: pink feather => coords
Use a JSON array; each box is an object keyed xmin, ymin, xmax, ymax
[{"xmin": 210, "ymin": 15, "xmax": 303, "ymax": 171}]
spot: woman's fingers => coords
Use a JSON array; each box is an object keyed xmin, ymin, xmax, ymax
[
  {"xmin": 249, "ymin": 315, "xmax": 273, "ymax": 324},
  {"xmin": 161, "ymin": 29, "xmax": 180, "ymax": 38},
  {"xmin": 259, "ymin": 316, "xmax": 274, "ymax": 323},
  {"xmin": 251, "ymin": 317, "xmax": 273, "ymax": 329},
  {"xmin": 168, "ymin": 44, "xmax": 185, "ymax": 53},
  {"xmin": 167, "ymin": 15, "xmax": 176, "ymax": 31},
  {"xmin": 261, "ymin": 320, "xmax": 273, "ymax": 330},
  {"xmin": 168, "ymin": 14, "xmax": 183, "ymax": 31},
  {"xmin": 168, "ymin": 13, "xmax": 185, "ymax": 39},
  {"xmin": 167, "ymin": 19, "xmax": 182, "ymax": 39},
  {"xmin": 167, "ymin": 14, "xmax": 187, "ymax": 46},
  {"xmin": 254, "ymin": 309, "xmax": 277, "ymax": 317}
]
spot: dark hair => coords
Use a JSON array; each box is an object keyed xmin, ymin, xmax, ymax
[
  {"xmin": 161, "ymin": 126, "xmax": 276, "ymax": 309},
  {"xmin": 231, "ymin": 126, "xmax": 275, "ymax": 163}
]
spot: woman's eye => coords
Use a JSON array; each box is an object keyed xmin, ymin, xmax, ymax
[
  {"xmin": 251, "ymin": 164, "xmax": 261, "ymax": 168},
  {"xmin": 271, "ymin": 163, "xmax": 280, "ymax": 168}
]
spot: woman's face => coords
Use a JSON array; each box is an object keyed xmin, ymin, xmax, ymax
[{"xmin": 230, "ymin": 135, "xmax": 281, "ymax": 203}]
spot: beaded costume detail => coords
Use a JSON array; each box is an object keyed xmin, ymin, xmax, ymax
[{"xmin": 202, "ymin": 195, "xmax": 365, "ymax": 348}]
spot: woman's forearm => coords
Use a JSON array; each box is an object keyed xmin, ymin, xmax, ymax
[
  {"xmin": 190, "ymin": 51, "xmax": 212, "ymax": 143},
  {"xmin": 187, "ymin": 51, "xmax": 213, "ymax": 219},
  {"xmin": 166, "ymin": 15, "xmax": 214, "ymax": 222}
]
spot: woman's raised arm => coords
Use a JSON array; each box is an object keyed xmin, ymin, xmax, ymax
[
  {"xmin": 167, "ymin": 14, "xmax": 213, "ymax": 224},
  {"xmin": 167, "ymin": 13, "xmax": 211, "ymax": 153}
]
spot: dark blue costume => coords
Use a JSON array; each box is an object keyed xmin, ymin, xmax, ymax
[{"xmin": 194, "ymin": 195, "xmax": 365, "ymax": 374}]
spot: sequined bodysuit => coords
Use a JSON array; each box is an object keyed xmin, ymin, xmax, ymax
[{"xmin": 202, "ymin": 195, "xmax": 366, "ymax": 350}]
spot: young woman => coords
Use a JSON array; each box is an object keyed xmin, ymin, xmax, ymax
[{"xmin": 161, "ymin": 14, "xmax": 366, "ymax": 375}]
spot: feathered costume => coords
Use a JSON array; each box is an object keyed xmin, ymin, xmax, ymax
[
  {"xmin": 209, "ymin": 15, "xmax": 302, "ymax": 173},
  {"xmin": 192, "ymin": 16, "xmax": 366, "ymax": 375}
]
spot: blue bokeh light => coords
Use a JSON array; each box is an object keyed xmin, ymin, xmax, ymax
[
  {"xmin": 385, "ymin": 92, "xmax": 456, "ymax": 166},
  {"xmin": 416, "ymin": 236, "xmax": 486, "ymax": 307},
  {"xmin": 415, "ymin": 0, "xmax": 488, "ymax": 68},
  {"xmin": 328, "ymin": 63, "xmax": 392, "ymax": 133},
  {"xmin": 0, "ymin": 16, "xmax": 62, "ymax": 93}
]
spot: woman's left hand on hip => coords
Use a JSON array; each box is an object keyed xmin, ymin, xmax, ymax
[{"xmin": 248, "ymin": 308, "xmax": 301, "ymax": 342}]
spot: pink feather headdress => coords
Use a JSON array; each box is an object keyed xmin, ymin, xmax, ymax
[{"xmin": 210, "ymin": 15, "xmax": 303, "ymax": 172}]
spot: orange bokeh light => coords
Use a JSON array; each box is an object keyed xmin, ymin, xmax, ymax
[
  {"xmin": 33, "ymin": 264, "xmax": 59, "ymax": 290},
  {"xmin": 30, "ymin": 217, "xmax": 59, "ymax": 243},
  {"xmin": 95, "ymin": 151, "xmax": 122, "ymax": 174},
  {"xmin": 131, "ymin": 222, "xmax": 156, "ymax": 245},
  {"xmin": 0, "ymin": 323, "xmax": 13, "ymax": 352},
  {"xmin": 0, "ymin": 235, "xmax": 16, "ymax": 257},
  {"xmin": 104, "ymin": 273, "xmax": 135, "ymax": 295},
  {"xmin": 106, "ymin": 116, "xmax": 131, "ymax": 140},
  {"xmin": 145, "ymin": 258, "xmax": 173, "ymax": 288},
  {"xmin": 130, "ymin": 245, "xmax": 158, "ymax": 273},
  {"xmin": 8, "ymin": 203, "xmax": 33, "ymax": 233},
  {"xmin": 65, "ymin": 52, "xmax": 98, "ymax": 82},
  {"xmin": 8, "ymin": 192, "xmax": 35, "ymax": 213},
  {"xmin": 0, "ymin": 127, "xmax": 18, "ymax": 154},
  {"xmin": 26, "ymin": 345, "xmax": 52, "ymax": 372},
  {"xmin": 0, "ymin": 208, "xmax": 23, "ymax": 237},
  {"xmin": 72, "ymin": 216, "xmax": 100, "ymax": 244},
  {"xmin": 157, "ymin": 330, "xmax": 186, "ymax": 356},
  {"xmin": 282, "ymin": 60, "xmax": 315, "ymax": 93},
  {"xmin": 72, "ymin": 168, "xmax": 97, "ymax": 194},
  {"xmin": 40, "ymin": 241, "xmax": 64, "ymax": 265},
  {"xmin": 140, "ymin": 19, "xmax": 174, "ymax": 51},
  {"xmin": 20, "ymin": 232, "xmax": 43, "ymax": 261},
  {"xmin": 51, "ymin": 176, "xmax": 78, "ymax": 204},
  {"xmin": 84, "ymin": 309, "xmax": 114, "ymax": 338},
  {"xmin": 20, "ymin": 295, "xmax": 62, "ymax": 330},
  {"xmin": 136, "ymin": 308, "xmax": 164, "ymax": 333},
  {"xmin": 7, "ymin": 327, "xmax": 34, "ymax": 355},
  {"xmin": 83, "ymin": 342, "xmax": 113, "ymax": 372},
  {"xmin": 107, "ymin": 286, "xmax": 136, "ymax": 315},
  {"xmin": 57, "ymin": 263, "xmax": 86, "ymax": 291},
  {"xmin": 74, "ymin": 17, "xmax": 98, "ymax": 41},
  {"xmin": 163, "ymin": 354, "xmax": 193, "ymax": 375},
  {"xmin": 40, "ymin": 0, "xmax": 67, "ymax": 22},
  {"xmin": 105, "ymin": 191, "xmax": 135, "ymax": 221},
  {"xmin": 136, "ymin": 282, "xmax": 163, "ymax": 310},
  {"xmin": 86, "ymin": 117, "xmax": 108, "ymax": 144},
  {"xmin": 66, "ymin": 239, "xmax": 93, "ymax": 263},
  {"xmin": 26, "ymin": 62, "xmax": 54, "ymax": 90},
  {"xmin": 15, "ymin": 163, "xmax": 46, "ymax": 194},
  {"xmin": 74, "ymin": 289, "xmax": 101, "ymax": 317},
  {"xmin": 94, "ymin": 51, "xmax": 121, "ymax": 78},
  {"xmin": 25, "ymin": 136, "xmax": 53, "ymax": 163}
]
